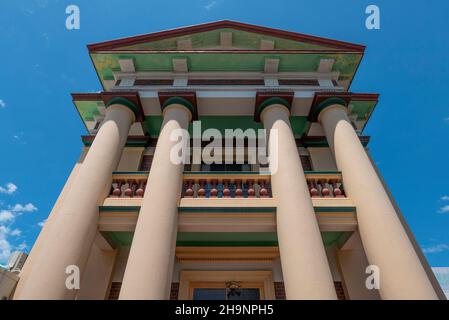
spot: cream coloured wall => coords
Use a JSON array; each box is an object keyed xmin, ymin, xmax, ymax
[
  {"xmin": 111, "ymin": 247, "xmax": 130, "ymax": 283},
  {"xmin": 77, "ymin": 242, "xmax": 117, "ymax": 300},
  {"xmin": 336, "ymin": 231, "xmax": 381, "ymax": 300},
  {"xmin": 116, "ymin": 147, "xmax": 145, "ymax": 171},
  {"xmin": 325, "ymin": 246, "xmax": 342, "ymax": 282},
  {"xmin": 308, "ymin": 147, "xmax": 338, "ymax": 171},
  {"xmin": 110, "ymin": 247, "xmax": 342, "ymax": 282},
  {"xmin": 173, "ymin": 259, "xmax": 284, "ymax": 282}
]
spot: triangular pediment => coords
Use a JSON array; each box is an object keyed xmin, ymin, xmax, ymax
[{"xmin": 88, "ymin": 20, "xmax": 364, "ymax": 53}]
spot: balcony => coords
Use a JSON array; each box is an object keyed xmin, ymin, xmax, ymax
[
  {"xmin": 182, "ymin": 172, "xmax": 272, "ymax": 199},
  {"xmin": 100, "ymin": 171, "xmax": 356, "ymax": 243},
  {"xmin": 107, "ymin": 171, "xmax": 346, "ymax": 199}
]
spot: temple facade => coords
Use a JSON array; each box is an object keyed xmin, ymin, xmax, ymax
[{"xmin": 13, "ymin": 21, "xmax": 445, "ymax": 300}]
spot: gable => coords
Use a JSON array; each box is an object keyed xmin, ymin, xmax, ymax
[
  {"xmin": 88, "ymin": 20, "xmax": 364, "ymax": 53},
  {"xmin": 114, "ymin": 28, "xmax": 336, "ymax": 51}
]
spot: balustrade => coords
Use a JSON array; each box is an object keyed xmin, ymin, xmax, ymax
[
  {"xmin": 182, "ymin": 173, "xmax": 272, "ymax": 198},
  {"xmin": 107, "ymin": 172, "xmax": 345, "ymax": 199}
]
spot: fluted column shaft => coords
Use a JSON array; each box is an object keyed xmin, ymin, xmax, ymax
[
  {"xmin": 119, "ymin": 104, "xmax": 191, "ymax": 300},
  {"xmin": 15, "ymin": 104, "xmax": 134, "ymax": 299},
  {"xmin": 319, "ymin": 104, "xmax": 438, "ymax": 300},
  {"xmin": 262, "ymin": 104, "xmax": 337, "ymax": 300}
]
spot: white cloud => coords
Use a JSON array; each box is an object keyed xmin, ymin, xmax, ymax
[
  {"xmin": 444, "ymin": 117, "xmax": 449, "ymax": 123},
  {"xmin": 0, "ymin": 183, "xmax": 17, "ymax": 195},
  {"xmin": 423, "ymin": 244, "xmax": 449, "ymax": 254},
  {"xmin": 204, "ymin": 0, "xmax": 223, "ymax": 10},
  {"xmin": 0, "ymin": 99, "xmax": 5, "ymax": 108},
  {"xmin": 11, "ymin": 203, "xmax": 37, "ymax": 213},
  {"xmin": 0, "ymin": 227, "xmax": 12, "ymax": 264},
  {"xmin": 0, "ymin": 202, "xmax": 37, "ymax": 225},
  {"xmin": 438, "ymin": 205, "xmax": 449, "ymax": 214},
  {"xmin": 0, "ymin": 210, "xmax": 14, "ymax": 223},
  {"xmin": 17, "ymin": 241, "xmax": 27, "ymax": 251},
  {"xmin": 441, "ymin": 195, "xmax": 449, "ymax": 201},
  {"xmin": 38, "ymin": 219, "xmax": 47, "ymax": 227},
  {"xmin": 10, "ymin": 229, "xmax": 21, "ymax": 236},
  {"xmin": 205, "ymin": 0, "xmax": 217, "ymax": 10}
]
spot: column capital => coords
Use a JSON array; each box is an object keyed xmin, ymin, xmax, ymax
[
  {"xmin": 102, "ymin": 92, "xmax": 144, "ymax": 122},
  {"xmin": 309, "ymin": 95, "xmax": 350, "ymax": 123},
  {"xmin": 158, "ymin": 92, "xmax": 197, "ymax": 121},
  {"xmin": 254, "ymin": 91, "xmax": 294, "ymax": 122},
  {"xmin": 308, "ymin": 92, "xmax": 380, "ymax": 122}
]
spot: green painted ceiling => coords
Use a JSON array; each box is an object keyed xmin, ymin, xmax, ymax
[
  {"xmin": 74, "ymin": 100, "xmax": 103, "ymax": 122},
  {"xmin": 102, "ymin": 231, "xmax": 351, "ymax": 248},
  {"xmin": 89, "ymin": 28, "xmax": 362, "ymax": 88},
  {"xmin": 349, "ymin": 100, "xmax": 377, "ymax": 121},
  {"xmin": 91, "ymin": 52, "xmax": 361, "ymax": 86}
]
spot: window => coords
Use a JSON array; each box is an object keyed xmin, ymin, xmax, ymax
[
  {"xmin": 178, "ymin": 271, "xmax": 275, "ymax": 300},
  {"xmin": 193, "ymin": 285, "xmax": 261, "ymax": 300}
]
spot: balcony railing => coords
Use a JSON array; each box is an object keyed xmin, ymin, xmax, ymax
[
  {"xmin": 109, "ymin": 172, "xmax": 148, "ymax": 198},
  {"xmin": 182, "ymin": 172, "xmax": 272, "ymax": 199},
  {"xmin": 107, "ymin": 171, "xmax": 346, "ymax": 198},
  {"xmin": 305, "ymin": 172, "xmax": 346, "ymax": 198}
]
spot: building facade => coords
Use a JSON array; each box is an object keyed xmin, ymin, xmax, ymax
[{"xmin": 13, "ymin": 21, "xmax": 445, "ymax": 300}]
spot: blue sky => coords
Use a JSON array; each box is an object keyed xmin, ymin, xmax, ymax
[{"xmin": 0, "ymin": 0, "xmax": 448, "ymax": 267}]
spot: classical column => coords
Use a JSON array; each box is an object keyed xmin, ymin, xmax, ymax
[
  {"xmin": 14, "ymin": 148, "xmax": 88, "ymax": 298},
  {"xmin": 15, "ymin": 98, "xmax": 136, "ymax": 299},
  {"xmin": 260, "ymin": 98, "xmax": 337, "ymax": 300},
  {"xmin": 119, "ymin": 98, "xmax": 192, "ymax": 300},
  {"xmin": 317, "ymin": 98, "xmax": 438, "ymax": 299}
]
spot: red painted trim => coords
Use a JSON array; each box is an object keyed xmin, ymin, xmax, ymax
[
  {"xmin": 311, "ymin": 91, "xmax": 379, "ymax": 107},
  {"xmin": 308, "ymin": 91, "xmax": 379, "ymax": 122},
  {"xmin": 158, "ymin": 91, "xmax": 198, "ymax": 120},
  {"xmin": 90, "ymin": 49, "xmax": 363, "ymax": 54},
  {"xmin": 254, "ymin": 91, "xmax": 295, "ymax": 122},
  {"xmin": 87, "ymin": 20, "xmax": 365, "ymax": 53}
]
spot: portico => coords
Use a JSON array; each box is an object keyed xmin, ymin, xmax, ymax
[{"xmin": 15, "ymin": 20, "xmax": 445, "ymax": 301}]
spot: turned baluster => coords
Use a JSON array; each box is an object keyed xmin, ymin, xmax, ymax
[
  {"xmin": 210, "ymin": 179, "xmax": 218, "ymax": 197},
  {"xmin": 338, "ymin": 181, "xmax": 346, "ymax": 197},
  {"xmin": 112, "ymin": 180, "xmax": 122, "ymax": 197},
  {"xmin": 259, "ymin": 179, "xmax": 268, "ymax": 198},
  {"xmin": 222, "ymin": 179, "xmax": 231, "ymax": 198},
  {"xmin": 235, "ymin": 179, "xmax": 243, "ymax": 198},
  {"xmin": 198, "ymin": 179, "xmax": 206, "ymax": 198},
  {"xmin": 247, "ymin": 179, "xmax": 255, "ymax": 198},
  {"xmin": 309, "ymin": 179, "xmax": 319, "ymax": 197},
  {"xmin": 184, "ymin": 179, "xmax": 194, "ymax": 198},
  {"xmin": 123, "ymin": 180, "xmax": 133, "ymax": 197},
  {"xmin": 320, "ymin": 179, "xmax": 330, "ymax": 197},
  {"xmin": 135, "ymin": 180, "xmax": 145, "ymax": 197}
]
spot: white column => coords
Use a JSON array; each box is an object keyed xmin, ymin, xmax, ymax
[
  {"xmin": 261, "ymin": 102, "xmax": 337, "ymax": 300},
  {"xmin": 15, "ymin": 104, "xmax": 135, "ymax": 299},
  {"xmin": 119, "ymin": 103, "xmax": 191, "ymax": 300},
  {"xmin": 14, "ymin": 148, "xmax": 88, "ymax": 298},
  {"xmin": 319, "ymin": 103, "xmax": 438, "ymax": 300}
]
